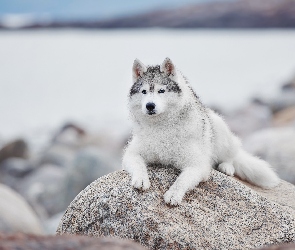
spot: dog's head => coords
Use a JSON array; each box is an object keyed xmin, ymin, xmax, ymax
[{"xmin": 128, "ymin": 58, "xmax": 184, "ymax": 119}]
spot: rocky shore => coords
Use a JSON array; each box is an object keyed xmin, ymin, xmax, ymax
[
  {"xmin": 0, "ymin": 75, "xmax": 294, "ymax": 248},
  {"xmin": 0, "ymin": 124, "xmax": 121, "ymax": 234}
]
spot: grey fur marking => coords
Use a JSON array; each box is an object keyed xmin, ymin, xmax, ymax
[{"xmin": 129, "ymin": 65, "xmax": 182, "ymax": 97}]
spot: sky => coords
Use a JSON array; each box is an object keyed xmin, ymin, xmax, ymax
[{"xmin": 0, "ymin": 0, "xmax": 228, "ymax": 21}]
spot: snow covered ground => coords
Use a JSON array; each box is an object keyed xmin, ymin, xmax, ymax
[{"xmin": 0, "ymin": 29, "xmax": 295, "ymax": 148}]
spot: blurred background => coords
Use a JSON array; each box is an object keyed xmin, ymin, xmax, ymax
[{"xmin": 0, "ymin": 0, "xmax": 295, "ymax": 235}]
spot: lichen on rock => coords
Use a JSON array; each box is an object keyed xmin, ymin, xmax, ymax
[{"xmin": 57, "ymin": 165, "xmax": 295, "ymax": 250}]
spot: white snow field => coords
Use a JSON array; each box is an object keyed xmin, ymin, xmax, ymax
[{"xmin": 0, "ymin": 29, "xmax": 295, "ymax": 147}]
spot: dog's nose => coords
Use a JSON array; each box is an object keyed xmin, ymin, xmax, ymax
[{"xmin": 146, "ymin": 102, "xmax": 155, "ymax": 111}]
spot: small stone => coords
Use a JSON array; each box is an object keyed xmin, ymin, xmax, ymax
[
  {"xmin": 0, "ymin": 139, "xmax": 28, "ymax": 163},
  {"xmin": 0, "ymin": 183, "xmax": 43, "ymax": 234},
  {"xmin": 52, "ymin": 122, "xmax": 87, "ymax": 147},
  {"xmin": 273, "ymin": 106, "xmax": 295, "ymax": 127},
  {"xmin": 0, "ymin": 158, "xmax": 35, "ymax": 190},
  {"xmin": 0, "ymin": 158, "xmax": 34, "ymax": 177}
]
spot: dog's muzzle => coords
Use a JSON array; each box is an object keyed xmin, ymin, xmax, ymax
[{"xmin": 146, "ymin": 102, "xmax": 156, "ymax": 115}]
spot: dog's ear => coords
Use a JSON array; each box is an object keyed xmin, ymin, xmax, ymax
[
  {"xmin": 133, "ymin": 59, "xmax": 147, "ymax": 82},
  {"xmin": 161, "ymin": 58, "xmax": 177, "ymax": 77}
]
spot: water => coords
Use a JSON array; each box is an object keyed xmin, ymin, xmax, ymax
[{"xmin": 0, "ymin": 29, "xmax": 295, "ymax": 146}]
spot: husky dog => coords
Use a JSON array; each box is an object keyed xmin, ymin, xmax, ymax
[{"xmin": 123, "ymin": 58, "xmax": 279, "ymax": 205}]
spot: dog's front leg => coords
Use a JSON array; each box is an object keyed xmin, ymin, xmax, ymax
[
  {"xmin": 164, "ymin": 157, "xmax": 211, "ymax": 205},
  {"xmin": 123, "ymin": 146, "xmax": 150, "ymax": 190}
]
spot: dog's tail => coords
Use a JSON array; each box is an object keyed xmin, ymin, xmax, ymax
[{"xmin": 233, "ymin": 149, "xmax": 280, "ymax": 188}]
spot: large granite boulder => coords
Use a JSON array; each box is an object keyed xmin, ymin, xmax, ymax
[
  {"xmin": 57, "ymin": 166, "xmax": 295, "ymax": 250},
  {"xmin": 0, "ymin": 183, "xmax": 43, "ymax": 234}
]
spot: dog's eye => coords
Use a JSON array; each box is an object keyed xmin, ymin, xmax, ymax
[
  {"xmin": 142, "ymin": 90, "xmax": 147, "ymax": 94},
  {"xmin": 158, "ymin": 89, "xmax": 165, "ymax": 93}
]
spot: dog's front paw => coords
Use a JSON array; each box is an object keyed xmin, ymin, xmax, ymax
[
  {"xmin": 131, "ymin": 173, "xmax": 150, "ymax": 190},
  {"xmin": 164, "ymin": 187, "xmax": 184, "ymax": 206},
  {"xmin": 217, "ymin": 162, "xmax": 235, "ymax": 176}
]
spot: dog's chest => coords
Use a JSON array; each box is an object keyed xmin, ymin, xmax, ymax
[{"xmin": 137, "ymin": 124, "xmax": 194, "ymax": 165}]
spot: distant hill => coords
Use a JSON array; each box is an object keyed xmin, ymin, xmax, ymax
[
  {"xmin": 97, "ymin": 0, "xmax": 295, "ymax": 28},
  {"xmin": 1, "ymin": 0, "xmax": 295, "ymax": 29},
  {"xmin": 0, "ymin": 0, "xmax": 216, "ymax": 21}
]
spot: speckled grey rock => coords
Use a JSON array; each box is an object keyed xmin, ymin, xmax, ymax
[{"xmin": 57, "ymin": 166, "xmax": 295, "ymax": 250}]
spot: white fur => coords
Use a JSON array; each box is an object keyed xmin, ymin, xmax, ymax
[{"xmin": 123, "ymin": 58, "xmax": 280, "ymax": 205}]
